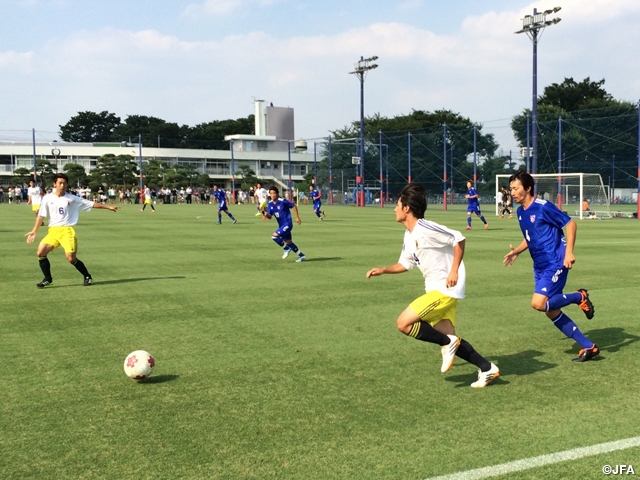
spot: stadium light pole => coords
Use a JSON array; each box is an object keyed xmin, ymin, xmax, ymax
[
  {"xmin": 349, "ymin": 55, "xmax": 378, "ymax": 207},
  {"xmin": 516, "ymin": 6, "xmax": 562, "ymax": 175}
]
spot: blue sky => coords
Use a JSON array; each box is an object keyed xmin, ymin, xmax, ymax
[{"xmin": 1, "ymin": 0, "xmax": 639, "ymax": 155}]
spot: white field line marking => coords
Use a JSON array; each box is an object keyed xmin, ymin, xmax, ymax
[{"xmin": 425, "ymin": 436, "xmax": 640, "ymax": 480}]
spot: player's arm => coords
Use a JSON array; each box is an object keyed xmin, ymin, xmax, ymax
[
  {"xmin": 446, "ymin": 239, "xmax": 465, "ymax": 288},
  {"xmin": 503, "ymin": 239, "xmax": 529, "ymax": 267},
  {"xmin": 92, "ymin": 202, "xmax": 118, "ymax": 212},
  {"xmin": 292, "ymin": 204, "xmax": 301, "ymax": 224},
  {"xmin": 562, "ymin": 219, "xmax": 577, "ymax": 269},
  {"xmin": 366, "ymin": 263, "xmax": 408, "ymax": 278},
  {"xmin": 25, "ymin": 215, "xmax": 45, "ymax": 243}
]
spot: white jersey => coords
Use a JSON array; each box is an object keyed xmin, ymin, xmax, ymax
[
  {"xmin": 255, "ymin": 188, "xmax": 268, "ymax": 203},
  {"xmin": 398, "ymin": 218, "xmax": 466, "ymax": 299},
  {"xmin": 27, "ymin": 186, "xmax": 42, "ymax": 205},
  {"xmin": 144, "ymin": 188, "xmax": 152, "ymax": 200},
  {"xmin": 38, "ymin": 192, "xmax": 94, "ymax": 227}
]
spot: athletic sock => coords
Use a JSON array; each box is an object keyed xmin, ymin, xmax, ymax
[
  {"xmin": 480, "ymin": 215, "xmax": 487, "ymax": 224},
  {"xmin": 550, "ymin": 312, "xmax": 593, "ymax": 349},
  {"xmin": 467, "ymin": 217, "xmax": 471, "ymax": 227},
  {"xmin": 407, "ymin": 321, "xmax": 450, "ymax": 346},
  {"xmin": 229, "ymin": 213, "xmax": 236, "ymax": 221},
  {"xmin": 38, "ymin": 256, "xmax": 52, "ymax": 280},
  {"xmin": 272, "ymin": 235, "xmax": 285, "ymax": 247},
  {"xmin": 546, "ymin": 292, "xmax": 582, "ymax": 311},
  {"xmin": 72, "ymin": 259, "xmax": 91, "ymax": 278},
  {"xmin": 217, "ymin": 213, "xmax": 222, "ymax": 223},
  {"xmin": 455, "ymin": 339, "xmax": 492, "ymax": 372},
  {"xmin": 288, "ymin": 242, "xmax": 299, "ymax": 253}
]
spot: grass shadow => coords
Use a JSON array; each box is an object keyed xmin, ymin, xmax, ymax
[
  {"xmin": 445, "ymin": 349, "xmax": 556, "ymax": 388},
  {"xmin": 303, "ymin": 257, "xmax": 343, "ymax": 262},
  {"xmin": 138, "ymin": 374, "xmax": 180, "ymax": 384},
  {"xmin": 96, "ymin": 276, "xmax": 186, "ymax": 286}
]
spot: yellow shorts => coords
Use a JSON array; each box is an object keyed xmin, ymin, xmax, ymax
[
  {"xmin": 145, "ymin": 198, "xmax": 152, "ymax": 205},
  {"xmin": 409, "ymin": 291, "xmax": 458, "ymax": 327},
  {"xmin": 32, "ymin": 204, "xmax": 40, "ymax": 213},
  {"xmin": 259, "ymin": 201, "xmax": 267, "ymax": 211},
  {"xmin": 41, "ymin": 226, "xmax": 78, "ymax": 253}
]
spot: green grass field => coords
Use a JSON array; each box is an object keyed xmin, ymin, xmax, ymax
[{"xmin": 1, "ymin": 201, "xmax": 639, "ymax": 479}]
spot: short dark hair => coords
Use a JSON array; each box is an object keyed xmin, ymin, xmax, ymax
[
  {"xmin": 399, "ymin": 182, "xmax": 427, "ymax": 219},
  {"xmin": 508, "ymin": 170, "xmax": 535, "ymax": 195},
  {"xmin": 53, "ymin": 173, "xmax": 69, "ymax": 183},
  {"xmin": 269, "ymin": 186, "xmax": 279, "ymax": 195}
]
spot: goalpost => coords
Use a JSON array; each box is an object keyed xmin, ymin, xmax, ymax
[{"xmin": 495, "ymin": 173, "xmax": 610, "ymax": 219}]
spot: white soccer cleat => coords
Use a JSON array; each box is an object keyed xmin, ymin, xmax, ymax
[
  {"xmin": 296, "ymin": 254, "xmax": 306, "ymax": 263},
  {"xmin": 440, "ymin": 335, "xmax": 460, "ymax": 373},
  {"xmin": 282, "ymin": 249, "xmax": 290, "ymax": 259},
  {"xmin": 470, "ymin": 363, "xmax": 500, "ymax": 388}
]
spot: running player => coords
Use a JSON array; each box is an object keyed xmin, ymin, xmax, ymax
[
  {"xmin": 366, "ymin": 182, "xmax": 499, "ymax": 388},
  {"xmin": 27, "ymin": 180, "xmax": 43, "ymax": 224},
  {"xmin": 25, "ymin": 173, "xmax": 118, "ymax": 287},
  {"xmin": 212, "ymin": 185, "xmax": 236, "ymax": 224},
  {"xmin": 503, "ymin": 170, "xmax": 597, "ymax": 362},
  {"xmin": 140, "ymin": 184, "xmax": 156, "ymax": 212},
  {"xmin": 263, "ymin": 186, "xmax": 306, "ymax": 262},
  {"xmin": 308, "ymin": 184, "xmax": 326, "ymax": 221},
  {"xmin": 465, "ymin": 180, "xmax": 488, "ymax": 230},
  {"xmin": 254, "ymin": 183, "xmax": 269, "ymax": 217}
]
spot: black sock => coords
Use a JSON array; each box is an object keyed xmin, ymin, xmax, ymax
[
  {"xmin": 72, "ymin": 259, "xmax": 91, "ymax": 278},
  {"xmin": 407, "ymin": 321, "xmax": 450, "ymax": 346},
  {"xmin": 456, "ymin": 339, "xmax": 492, "ymax": 372},
  {"xmin": 38, "ymin": 257, "xmax": 52, "ymax": 280}
]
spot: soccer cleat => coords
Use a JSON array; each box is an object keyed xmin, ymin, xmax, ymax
[
  {"xmin": 484, "ymin": 223, "xmax": 489, "ymax": 230},
  {"xmin": 577, "ymin": 289, "xmax": 594, "ymax": 319},
  {"xmin": 499, "ymin": 215, "xmax": 504, "ymax": 219},
  {"xmin": 232, "ymin": 219, "xmax": 237, "ymax": 224},
  {"xmin": 255, "ymin": 212, "xmax": 262, "ymax": 216},
  {"xmin": 140, "ymin": 209, "xmax": 144, "ymax": 212},
  {"xmin": 83, "ymin": 276, "xmax": 93, "ymax": 286},
  {"xmin": 470, "ymin": 363, "xmax": 500, "ymax": 388},
  {"xmin": 296, "ymin": 254, "xmax": 306, "ymax": 262},
  {"xmin": 465, "ymin": 226, "xmax": 472, "ymax": 230},
  {"xmin": 572, "ymin": 344, "xmax": 599, "ymax": 362},
  {"xmin": 441, "ymin": 335, "xmax": 461, "ymax": 373},
  {"xmin": 215, "ymin": 221, "xmax": 221, "ymax": 225},
  {"xmin": 322, "ymin": 211, "xmax": 326, "ymax": 218},
  {"xmin": 36, "ymin": 279, "xmax": 53, "ymax": 288},
  {"xmin": 282, "ymin": 249, "xmax": 291, "ymax": 259}
]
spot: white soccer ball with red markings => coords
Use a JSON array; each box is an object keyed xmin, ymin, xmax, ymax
[{"xmin": 124, "ymin": 350, "xmax": 155, "ymax": 380}]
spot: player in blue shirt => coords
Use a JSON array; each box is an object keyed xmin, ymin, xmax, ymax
[
  {"xmin": 212, "ymin": 185, "xmax": 236, "ymax": 225},
  {"xmin": 465, "ymin": 180, "xmax": 488, "ymax": 230},
  {"xmin": 503, "ymin": 171, "xmax": 597, "ymax": 362},
  {"xmin": 309, "ymin": 184, "xmax": 326, "ymax": 221},
  {"xmin": 263, "ymin": 186, "xmax": 306, "ymax": 262}
]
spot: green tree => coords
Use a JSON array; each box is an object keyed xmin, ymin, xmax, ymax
[
  {"xmin": 63, "ymin": 163, "xmax": 88, "ymax": 187},
  {"xmin": 113, "ymin": 115, "xmax": 188, "ymax": 148},
  {"xmin": 186, "ymin": 116, "xmax": 254, "ymax": 149},
  {"xmin": 235, "ymin": 164, "xmax": 260, "ymax": 190},
  {"xmin": 59, "ymin": 111, "xmax": 122, "ymax": 143},
  {"xmin": 13, "ymin": 167, "xmax": 31, "ymax": 185},
  {"xmin": 36, "ymin": 159, "xmax": 58, "ymax": 187},
  {"xmin": 91, "ymin": 154, "xmax": 138, "ymax": 189}
]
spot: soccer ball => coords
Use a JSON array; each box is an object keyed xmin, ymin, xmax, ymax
[{"xmin": 124, "ymin": 350, "xmax": 155, "ymax": 380}]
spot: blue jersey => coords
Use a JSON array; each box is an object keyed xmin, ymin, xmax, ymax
[
  {"xmin": 517, "ymin": 197, "xmax": 571, "ymax": 270},
  {"xmin": 266, "ymin": 198, "xmax": 296, "ymax": 228},
  {"xmin": 467, "ymin": 187, "xmax": 479, "ymax": 207},
  {"xmin": 309, "ymin": 189, "xmax": 321, "ymax": 205},
  {"xmin": 213, "ymin": 189, "xmax": 227, "ymax": 207}
]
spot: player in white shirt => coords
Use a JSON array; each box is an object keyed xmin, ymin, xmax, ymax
[
  {"xmin": 254, "ymin": 182, "xmax": 269, "ymax": 217},
  {"xmin": 140, "ymin": 184, "xmax": 156, "ymax": 212},
  {"xmin": 25, "ymin": 173, "xmax": 118, "ymax": 288},
  {"xmin": 366, "ymin": 182, "xmax": 499, "ymax": 388},
  {"xmin": 27, "ymin": 180, "xmax": 43, "ymax": 216}
]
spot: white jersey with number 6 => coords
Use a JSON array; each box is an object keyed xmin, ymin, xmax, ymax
[{"xmin": 38, "ymin": 193, "xmax": 94, "ymax": 227}]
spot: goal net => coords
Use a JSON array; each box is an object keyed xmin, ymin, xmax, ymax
[{"xmin": 495, "ymin": 173, "xmax": 610, "ymax": 219}]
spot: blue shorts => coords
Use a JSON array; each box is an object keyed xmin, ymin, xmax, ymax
[
  {"xmin": 313, "ymin": 201, "xmax": 322, "ymax": 210},
  {"xmin": 467, "ymin": 204, "xmax": 481, "ymax": 215},
  {"xmin": 274, "ymin": 224, "xmax": 293, "ymax": 241},
  {"xmin": 533, "ymin": 266, "xmax": 569, "ymax": 298},
  {"xmin": 218, "ymin": 202, "xmax": 228, "ymax": 211}
]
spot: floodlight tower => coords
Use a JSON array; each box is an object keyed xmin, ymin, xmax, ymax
[
  {"xmin": 349, "ymin": 55, "xmax": 378, "ymax": 206},
  {"xmin": 516, "ymin": 6, "xmax": 561, "ymax": 175}
]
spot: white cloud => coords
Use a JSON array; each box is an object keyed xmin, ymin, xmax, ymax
[{"xmin": 182, "ymin": 0, "xmax": 283, "ymax": 17}]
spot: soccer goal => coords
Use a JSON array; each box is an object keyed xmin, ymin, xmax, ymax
[{"xmin": 495, "ymin": 173, "xmax": 610, "ymax": 219}]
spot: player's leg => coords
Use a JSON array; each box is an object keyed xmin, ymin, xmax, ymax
[
  {"xmin": 35, "ymin": 241, "xmax": 56, "ymax": 287},
  {"xmin": 476, "ymin": 207, "xmax": 488, "ymax": 228},
  {"xmin": 226, "ymin": 209, "xmax": 236, "ymax": 223},
  {"xmin": 60, "ymin": 228, "xmax": 92, "ymax": 285},
  {"xmin": 216, "ymin": 207, "xmax": 222, "ymax": 224},
  {"xmin": 466, "ymin": 211, "xmax": 472, "ymax": 229}
]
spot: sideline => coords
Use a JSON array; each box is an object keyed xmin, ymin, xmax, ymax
[{"xmin": 425, "ymin": 436, "xmax": 640, "ymax": 480}]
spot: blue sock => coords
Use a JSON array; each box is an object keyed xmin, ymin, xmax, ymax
[
  {"xmin": 272, "ymin": 235, "xmax": 284, "ymax": 247},
  {"xmin": 550, "ymin": 312, "xmax": 593, "ymax": 349},
  {"xmin": 316, "ymin": 211, "xmax": 321, "ymax": 218},
  {"xmin": 288, "ymin": 242, "xmax": 299, "ymax": 253},
  {"xmin": 228, "ymin": 213, "xmax": 236, "ymax": 221},
  {"xmin": 547, "ymin": 292, "xmax": 582, "ymax": 311},
  {"xmin": 480, "ymin": 215, "xmax": 487, "ymax": 224},
  {"xmin": 467, "ymin": 217, "xmax": 471, "ymax": 227},
  {"xmin": 217, "ymin": 213, "xmax": 222, "ymax": 222}
]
